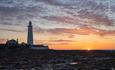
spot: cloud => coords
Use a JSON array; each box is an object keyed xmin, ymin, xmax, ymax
[
  {"xmin": 34, "ymin": 39, "xmax": 72, "ymax": 45},
  {"xmin": 42, "ymin": 16, "xmax": 79, "ymax": 24},
  {"xmin": 0, "ymin": 28, "xmax": 23, "ymax": 32},
  {"xmin": 42, "ymin": 12, "xmax": 114, "ymax": 27},
  {"xmin": 0, "ymin": 21, "xmax": 21, "ymax": 26},
  {"xmin": 48, "ymin": 39, "xmax": 73, "ymax": 45},
  {"xmin": 0, "ymin": 1, "xmax": 44, "ymax": 26},
  {"xmin": 49, "ymin": 39, "xmax": 73, "ymax": 42},
  {"xmin": 34, "ymin": 26, "xmax": 115, "ymax": 36},
  {"xmin": 0, "ymin": 0, "xmax": 115, "ymax": 35},
  {"xmin": 78, "ymin": 9, "xmax": 114, "ymax": 26}
]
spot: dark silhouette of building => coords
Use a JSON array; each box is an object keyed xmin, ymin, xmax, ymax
[
  {"xmin": 0, "ymin": 21, "xmax": 48, "ymax": 50},
  {"xmin": 6, "ymin": 39, "xmax": 18, "ymax": 45}
]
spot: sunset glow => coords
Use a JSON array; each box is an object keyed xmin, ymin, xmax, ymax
[{"xmin": 87, "ymin": 48, "xmax": 91, "ymax": 51}]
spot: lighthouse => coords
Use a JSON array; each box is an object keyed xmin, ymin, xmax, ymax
[
  {"xmin": 27, "ymin": 21, "xmax": 48, "ymax": 50},
  {"xmin": 27, "ymin": 21, "xmax": 33, "ymax": 45}
]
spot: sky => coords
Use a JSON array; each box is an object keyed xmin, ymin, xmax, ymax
[{"xmin": 0, "ymin": 0, "xmax": 115, "ymax": 50}]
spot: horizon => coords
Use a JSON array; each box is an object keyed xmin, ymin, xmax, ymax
[{"xmin": 0, "ymin": 0, "xmax": 115, "ymax": 50}]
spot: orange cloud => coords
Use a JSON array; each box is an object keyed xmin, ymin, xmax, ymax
[{"xmin": 35, "ymin": 26, "xmax": 115, "ymax": 36}]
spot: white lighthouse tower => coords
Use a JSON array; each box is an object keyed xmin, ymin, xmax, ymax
[
  {"xmin": 27, "ymin": 21, "xmax": 48, "ymax": 50},
  {"xmin": 27, "ymin": 21, "xmax": 33, "ymax": 45}
]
